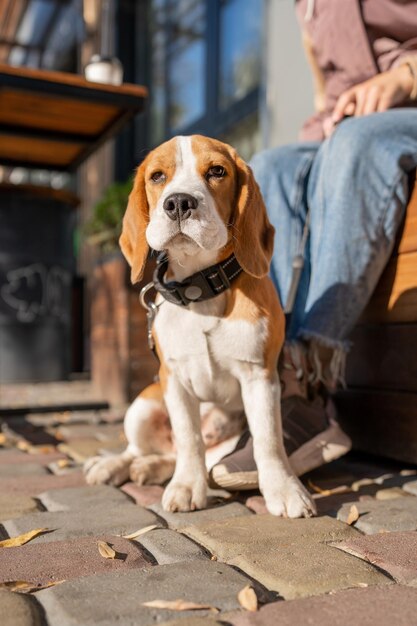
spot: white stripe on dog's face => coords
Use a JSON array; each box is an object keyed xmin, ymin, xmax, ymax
[{"xmin": 145, "ymin": 136, "xmax": 228, "ymax": 257}]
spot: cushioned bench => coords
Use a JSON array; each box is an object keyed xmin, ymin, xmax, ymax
[{"xmin": 335, "ymin": 176, "xmax": 417, "ymax": 464}]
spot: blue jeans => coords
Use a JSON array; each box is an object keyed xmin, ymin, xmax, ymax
[{"xmin": 250, "ymin": 110, "xmax": 417, "ymax": 350}]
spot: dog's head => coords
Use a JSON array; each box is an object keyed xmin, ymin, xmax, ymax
[{"xmin": 120, "ymin": 135, "xmax": 274, "ymax": 283}]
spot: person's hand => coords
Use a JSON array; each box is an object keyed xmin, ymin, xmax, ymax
[{"xmin": 323, "ymin": 65, "xmax": 414, "ymax": 137}]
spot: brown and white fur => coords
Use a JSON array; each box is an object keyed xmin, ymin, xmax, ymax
[{"xmin": 84, "ymin": 135, "xmax": 316, "ymax": 518}]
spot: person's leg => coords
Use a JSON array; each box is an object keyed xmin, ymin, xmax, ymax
[
  {"xmin": 300, "ymin": 110, "xmax": 417, "ymax": 359},
  {"xmin": 209, "ymin": 143, "xmax": 350, "ymax": 489}
]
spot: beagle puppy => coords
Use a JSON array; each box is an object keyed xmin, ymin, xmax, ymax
[{"xmin": 85, "ymin": 135, "xmax": 316, "ymax": 518}]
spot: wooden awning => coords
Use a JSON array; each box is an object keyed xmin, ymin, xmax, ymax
[{"xmin": 0, "ymin": 63, "xmax": 147, "ymax": 171}]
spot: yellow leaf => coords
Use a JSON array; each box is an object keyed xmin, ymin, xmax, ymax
[
  {"xmin": 238, "ymin": 585, "xmax": 258, "ymax": 612},
  {"xmin": 308, "ymin": 480, "xmax": 351, "ymax": 497},
  {"xmin": 56, "ymin": 459, "xmax": 71, "ymax": 469},
  {"xmin": 120, "ymin": 525, "xmax": 158, "ymax": 540},
  {"xmin": 0, "ymin": 528, "xmax": 50, "ymax": 548},
  {"xmin": 346, "ymin": 504, "xmax": 359, "ymax": 525},
  {"xmin": 0, "ymin": 580, "xmax": 64, "ymax": 593},
  {"xmin": 16, "ymin": 440, "xmax": 31, "ymax": 452},
  {"xmin": 142, "ymin": 599, "xmax": 219, "ymax": 612},
  {"xmin": 97, "ymin": 541, "xmax": 117, "ymax": 559}
]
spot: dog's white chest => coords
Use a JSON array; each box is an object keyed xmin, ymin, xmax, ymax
[{"xmin": 154, "ymin": 300, "xmax": 267, "ymax": 405}]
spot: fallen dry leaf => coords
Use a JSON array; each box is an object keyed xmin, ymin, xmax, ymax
[
  {"xmin": 0, "ymin": 580, "xmax": 64, "ymax": 593},
  {"xmin": 97, "ymin": 541, "xmax": 117, "ymax": 559},
  {"xmin": 142, "ymin": 599, "xmax": 219, "ymax": 612},
  {"xmin": 16, "ymin": 440, "xmax": 31, "ymax": 452},
  {"xmin": 346, "ymin": 504, "xmax": 359, "ymax": 525},
  {"xmin": 120, "ymin": 525, "xmax": 158, "ymax": 540},
  {"xmin": 238, "ymin": 585, "xmax": 258, "ymax": 612},
  {"xmin": 0, "ymin": 528, "xmax": 50, "ymax": 548},
  {"xmin": 56, "ymin": 459, "xmax": 71, "ymax": 469},
  {"xmin": 308, "ymin": 480, "xmax": 351, "ymax": 497}
]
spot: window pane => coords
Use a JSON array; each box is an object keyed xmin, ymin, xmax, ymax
[
  {"xmin": 221, "ymin": 113, "xmax": 261, "ymax": 161},
  {"xmin": 219, "ymin": 0, "xmax": 262, "ymax": 109},
  {"xmin": 150, "ymin": 0, "xmax": 167, "ymax": 145},
  {"xmin": 167, "ymin": 0, "xmax": 206, "ymax": 131}
]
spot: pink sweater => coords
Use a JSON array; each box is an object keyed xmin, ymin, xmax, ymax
[{"xmin": 296, "ymin": 0, "xmax": 417, "ymax": 140}]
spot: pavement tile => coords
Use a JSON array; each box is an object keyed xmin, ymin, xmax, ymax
[
  {"xmin": 332, "ymin": 530, "xmax": 417, "ymax": 585},
  {"xmin": 57, "ymin": 439, "xmax": 109, "ymax": 463},
  {"xmin": 403, "ymin": 479, "xmax": 417, "ymax": 496},
  {"xmin": 0, "ymin": 535, "xmax": 153, "ymax": 586},
  {"xmin": 0, "ymin": 471, "xmax": 86, "ymax": 497},
  {"xmin": 0, "ymin": 589, "xmax": 43, "ymax": 626},
  {"xmin": 245, "ymin": 496, "xmax": 268, "ymax": 514},
  {"xmin": 38, "ymin": 485, "xmax": 132, "ymax": 512},
  {"xmin": 37, "ymin": 560, "xmax": 256, "ymax": 626},
  {"xmin": 0, "ymin": 503, "xmax": 163, "ymax": 543},
  {"xmin": 0, "ymin": 450, "xmax": 65, "ymax": 466},
  {"xmin": 0, "ymin": 463, "xmax": 48, "ymax": 478},
  {"xmin": 183, "ymin": 514, "xmax": 389, "ymax": 598},
  {"xmin": 229, "ymin": 585, "xmax": 417, "ymax": 626},
  {"xmin": 55, "ymin": 423, "xmax": 124, "ymax": 442},
  {"xmin": 337, "ymin": 497, "xmax": 417, "ymax": 533},
  {"xmin": 59, "ymin": 439, "xmax": 125, "ymax": 462},
  {"xmin": 138, "ymin": 528, "xmax": 209, "ymax": 564},
  {"xmin": 149, "ymin": 502, "xmax": 251, "ymax": 530},
  {"xmin": 121, "ymin": 483, "xmax": 164, "ymax": 507},
  {"xmin": 375, "ymin": 487, "xmax": 411, "ymax": 500},
  {"xmin": 0, "ymin": 494, "xmax": 40, "ymax": 521},
  {"xmin": 157, "ymin": 620, "xmax": 223, "ymax": 626}
]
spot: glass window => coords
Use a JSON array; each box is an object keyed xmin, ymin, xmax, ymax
[
  {"xmin": 167, "ymin": 0, "xmax": 206, "ymax": 131},
  {"xmin": 221, "ymin": 113, "xmax": 261, "ymax": 161},
  {"xmin": 150, "ymin": 1, "xmax": 167, "ymax": 145},
  {"xmin": 219, "ymin": 0, "xmax": 262, "ymax": 109}
]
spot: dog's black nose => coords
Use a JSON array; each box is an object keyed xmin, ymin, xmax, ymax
[{"xmin": 163, "ymin": 193, "xmax": 198, "ymax": 221}]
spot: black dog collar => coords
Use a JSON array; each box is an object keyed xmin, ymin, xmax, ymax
[{"xmin": 153, "ymin": 251, "xmax": 243, "ymax": 307}]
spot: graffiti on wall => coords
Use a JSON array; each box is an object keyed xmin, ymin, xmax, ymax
[{"xmin": 0, "ymin": 263, "xmax": 71, "ymax": 323}]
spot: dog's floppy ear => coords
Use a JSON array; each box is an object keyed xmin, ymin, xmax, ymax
[
  {"xmin": 232, "ymin": 152, "xmax": 275, "ymax": 278},
  {"xmin": 119, "ymin": 161, "xmax": 149, "ymax": 284}
]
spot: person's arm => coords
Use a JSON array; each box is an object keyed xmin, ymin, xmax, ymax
[{"xmin": 324, "ymin": 56, "xmax": 417, "ymax": 136}]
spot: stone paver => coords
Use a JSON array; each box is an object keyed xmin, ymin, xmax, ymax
[
  {"xmin": 0, "ymin": 535, "xmax": 153, "ymax": 585},
  {"xmin": 375, "ymin": 487, "xmax": 410, "ymax": 500},
  {"xmin": 37, "ymin": 560, "xmax": 256, "ymax": 625},
  {"xmin": 183, "ymin": 514, "xmax": 389, "ymax": 598},
  {"xmin": 229, "ymin": 585, "xmax": 417, "ymax": 626},
  {"xmin": 337, "ymin": 497, "xmax": 417, "ymax": 533},
  {"xmin": 0, "ymin": 449, "xmax": 65, "ymax": 466},
  {"xmin": 0, "ymin": 471, "xmax": 86, "ymax": 497},
  {"xmin": 0, "ymin": 493, "xmax": 40, "ymax": 521},
  {"xmin": 150, "ymin": 502, "xmax": 251, "ymax": 530},
  {"xmin": 403, "ymin": 479, "xmax": 417, "ymax": 496},
  {"xmin": 55, "ymin": 423, "xmax": 123, "ymax": 442},
  {"xmin": 121, "ymin": 483, "xmax": 164, "ymax": 507},
  {"xmin": 0, "ymin": 504, "xmax": 163, "ymax": 543},
  {"xmin": 332, "ymin": 530, "xmax": 417, "ymax": 585},
  {"xmin": 38, "ymin": 485, "xmax": 132, "ymax": 511},
  {"xmin": 57, "ymin": 439, "xmax": 110, "ymax": 463},
  {"xmin": 0, "ymin": 589, "xmax": 43, "ymax": 626},
  {"xmin": 138, "ymin": 528, "xmax": 209, "ymax": 564},
  {"xmin": 0, "ymin": 463, "xmax": 48, "ymax": 477}
]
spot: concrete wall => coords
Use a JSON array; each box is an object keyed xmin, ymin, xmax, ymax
[{"xmin": 261, "ymin": 0, "xmax": 315, "ymax": 149}]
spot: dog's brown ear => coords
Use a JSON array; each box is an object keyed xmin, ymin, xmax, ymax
[
  {"xmin": 232, "ymin": 152, "xmax": 275, "ymax": 278},
  {"xmin": 119, "ymin": 162, "xmax": 149, "ymax": 284}
]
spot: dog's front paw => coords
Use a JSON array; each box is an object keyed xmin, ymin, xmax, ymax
[
  {"xmin": 84, "ymin": 454, "xmax": 131, "ymax": 486},
  {"xmin": 162, "ymin": 478, "xmax": 207, "ymax": 512},
  {"xmin": 263, "ymin": 477, "xmax": 316, "ymax": 518},
  {"xmin": 130, "ymin": 454, "xmax": 175, "ymax": 486}
]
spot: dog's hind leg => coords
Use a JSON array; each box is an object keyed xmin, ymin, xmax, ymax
[{"xmin": 84, "ymin": 382, "xmax": 173, "ymax": 486}]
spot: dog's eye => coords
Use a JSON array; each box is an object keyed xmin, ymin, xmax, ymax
[
  {"xmin": 206, "ymin": 165, "xmax": 226, "ymax": 180},
  {"xmin": 150, "ymin": 171, "xmax": 166, "ymax": 183}
]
